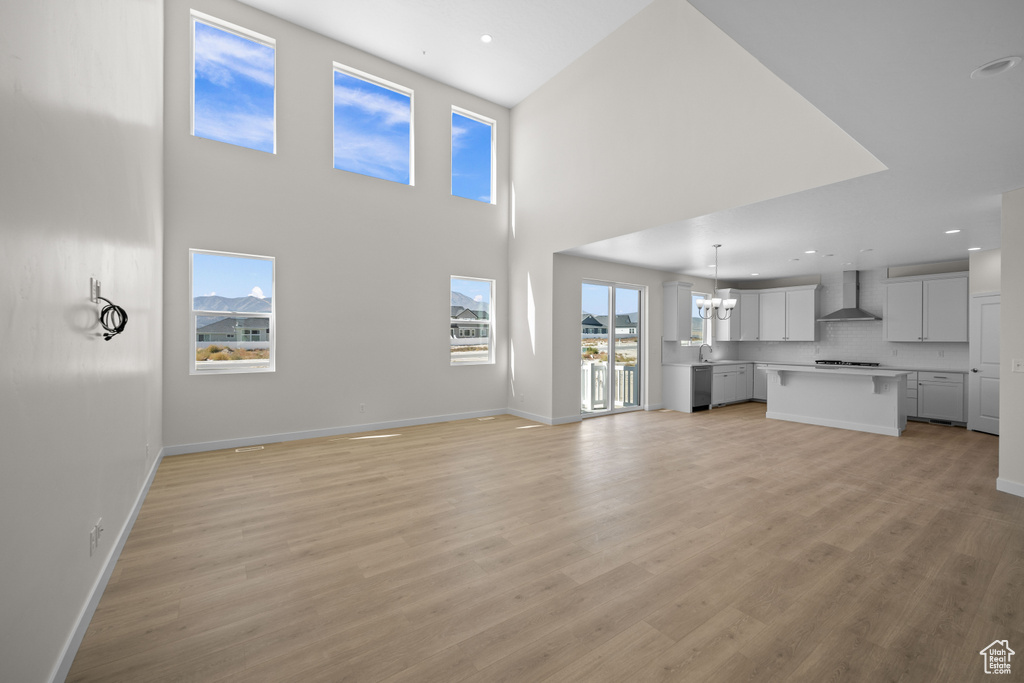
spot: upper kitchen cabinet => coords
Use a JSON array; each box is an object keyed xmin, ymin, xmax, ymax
[
  {"xmin": 758, "ymin": 285, "xmax": 820, "ymax": 341},
  {"xmin": 715, "ymin": 290, "xmax": 761, "ymax": 341},
  {"xmin": 662, "ymin": 281, "xmax": 694, "ymax": 342},
  {"xmin": 883, "ymin": 273, "xmax": 968, "ymax": 342}
]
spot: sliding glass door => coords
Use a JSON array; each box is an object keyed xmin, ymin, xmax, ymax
[{"xmin": 581, "ymin": 282, "xmax": 642, "ymax": 416}]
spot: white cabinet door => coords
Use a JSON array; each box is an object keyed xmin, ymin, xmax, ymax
[
  {"xmin": 662, "ymin": 282, "xmax": 692, "ymax": 342},
  {"xmin": 923, "ymin": 277, "xmax": 967, "ymax": 342},
  {"xmin": 885, "ymin": 281, "xmax": 923, "ymax": 341},
  {"xmin": 785, "ymin": 289, "xmax": 817, "ymax": 341},
  {"xmin": 759, "ymin": 291, "xmax": 787, "ymax": 341},
  {"xmin": 918, "ymin": 380, "xmax": 965, "ymax": 421},
  {"xmin": 711, "ymin": 371, "xmax": 728, "ymax": 405},
  {"xmin": 738, "ymin": 364, "xmax": 753, "ymax": 400},
  {"xmin": 739, "ymin": 293, "xmax": 760, "ymax": 341}
]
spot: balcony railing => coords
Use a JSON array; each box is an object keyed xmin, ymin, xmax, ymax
[{"xmin": 581, "ymin": 361, "xmax": 638, "ymax": 412}]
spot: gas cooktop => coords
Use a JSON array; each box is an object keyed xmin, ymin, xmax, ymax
[{"xmin": 815, "ymin": 360, "xmax": 881, "ymax": 367}]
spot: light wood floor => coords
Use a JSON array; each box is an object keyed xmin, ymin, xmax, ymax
[{"xmin": 68, "ymin": 404, "xmax": 1022, "ymax": 682}]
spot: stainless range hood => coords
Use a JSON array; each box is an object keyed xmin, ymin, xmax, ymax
[{"xmin": 817, "ymin": 271, "xmax": 881, "ymax": 322}]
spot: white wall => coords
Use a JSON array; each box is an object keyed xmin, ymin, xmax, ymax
[
  {"xmin": 999, "ymin": 189, "xmax": 1024, "ymax": 495},
  {"xmin": 970, "ymin": 249, "xmax": 1001, "ymax": 295},
  {"xmin": 163, "ymin": 0, "xmax": 510, "ymax": 451},
  {"xmin": 0, "ymin": 2, "xmax": 164, "ymax": 681},
  {"xmin": 731, "ymin": 268, "xmax": 969, "ymax": 370},
  {"xmin": 509, "ymin": 0, "xmax": 885, "ymax": 422}
]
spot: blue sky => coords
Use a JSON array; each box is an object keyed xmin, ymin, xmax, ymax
[
  {"xmin": 452, "ymin": 277, "xmax": 491, "ymax": 306},
  {"xmin": 334, "ymin": 71, "xmax": 411, "ymax": 184},
  {"xmin": 193, "ymin": 252, "xmax": 273, "ymax": 300},
  {"xmin": 582, "ymin": 284, "xmax": 640, "ymax": 317},
  {"xmin": 193, "ymin": 21, "xmax": 275, "ymax": 153},
  {"xmin": 452, "ymin": 112, "xmax": 492, "ymax": 203}
]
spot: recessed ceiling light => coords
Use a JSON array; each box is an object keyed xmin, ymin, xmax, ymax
[
  {"xmin": 822, "ymin": 253, "xmax": 834, "ymax": 257},
  {"xmin": 968, "ymin": 247, "xmax": 982, "ymax": 251},
  {"xmin": 480, "ymin": 34, "xmax": 493, "ymax": 44},
  {"xmin": 804, "ymin": 250, "xmax": 817, "ymax": 254},
  {"xmin": 860, "ymin": 248, "xmax": 873, "ymax": 253},
  {"xmin": 789, "ymin": 258, "xmax": 800, "ymax": 262},
  {"xmin": 750, "ymin": 273, "xmax": 759, "ymax": 276},
  {"xmin": 945, "ymin": 229, "xmax": 961, "ymax": 234},
  {"xmin": 842, "ymin": 262, "xmax": 853, "ymax": 266},
  {"xmin": 971, "ymin": 56, "xmax": 1021, "ymax": 80}
]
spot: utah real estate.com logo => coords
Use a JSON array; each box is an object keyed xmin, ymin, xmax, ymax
[{"xmin": 980, "ymin": 640, "xmax": 1014, "ymax": 674}]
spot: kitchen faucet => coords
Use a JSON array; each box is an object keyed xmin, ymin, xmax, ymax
[{"xmin": 699, "ymin": 344, "xmax": 712, "ymax": 363}]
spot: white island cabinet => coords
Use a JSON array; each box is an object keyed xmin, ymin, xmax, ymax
[{"xmin": 765, "ymin": 364, "xmax": 909, "ymax": 436}]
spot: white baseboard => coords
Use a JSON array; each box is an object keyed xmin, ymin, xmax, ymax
[
  {"xmin": 163, "ymin": 408, "xmax": 510, "ymax": 456},
  {"xmin": 997, "ymin": 477, "xmax": 1024, "ymax": 499},
  {"xmin": 49, "ymin": 447, "xmax": 166, "ymax": 683}
]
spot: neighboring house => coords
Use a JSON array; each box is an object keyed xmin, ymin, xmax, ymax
[
  {"xmin": 581, "ymin": 314, "xmax": 606, "ymax": 335},
  {"xmin": 596, "ymin": 314, "xmax": 638, "ymax": 336},
  {"xmin": 451, "ymin": 306, "xmax": 490, "ymax": 339},
  {"xmin": 196, "ymin": 317, "xmax": 270, "ymax": 343}
]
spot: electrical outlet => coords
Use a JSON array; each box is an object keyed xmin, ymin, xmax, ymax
[
  {"xmin": 90, "ymin": 278, "xmax": 101, "ymax": 303},
  {"xmin": 891, "ymin": 348, "xmax": 898, "ymax": 357},
  {"xmin": 938, "ymin": 349, "xmax": 945, "ymax": 358},
  {"xmin": 360, "ymin": 403, "xmax": 365, "ymax": 413}
]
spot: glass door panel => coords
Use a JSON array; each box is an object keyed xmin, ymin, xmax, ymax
[
  {"xmin": 581, "ymin": 283, "xmax": 611, "ymax": 415},
  {"xmin": 615, "ymin": 287, "xmax": 641, "ymax": 409},
  {"xmin": 581, "ymin": 282, "xmax": 642, "ymax": 415}
]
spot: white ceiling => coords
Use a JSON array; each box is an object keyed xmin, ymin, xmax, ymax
[
  {"xmin": 236, "ymin": 0, "xmax": 656, "ymax": 109},
  {"xmin": 241, "ymin": 0, "xmax": 1024, "ymax": 282}
]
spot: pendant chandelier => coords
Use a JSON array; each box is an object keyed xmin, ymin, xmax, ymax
[{"xmin": 695, "ymin": 244, "xmax": 737, "ymax": 320}]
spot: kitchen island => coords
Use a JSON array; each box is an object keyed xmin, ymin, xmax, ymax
[{"xmin": 765, "ymin": 364, "xmax": 910, "ymax": 436}]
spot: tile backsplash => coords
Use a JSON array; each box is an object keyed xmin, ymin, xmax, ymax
[{"xmin": 704, "ymin": 268, "xmax": 969, "ymax": 371}]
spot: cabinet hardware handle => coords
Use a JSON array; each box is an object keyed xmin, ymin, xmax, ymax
[{"xmin": 972, "ymin": 368, "xmax": 979, "ymax": 373}]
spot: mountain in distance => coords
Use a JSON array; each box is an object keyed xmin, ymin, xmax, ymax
[
  {"xmin": 193, "ymin": 295, "xmax": 272, "ymax": 313},
  {"xmin": 451, "ymin": 291, "xmax": 487, "ymax": 313}
]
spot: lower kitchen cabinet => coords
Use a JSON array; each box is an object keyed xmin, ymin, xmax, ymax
[
  {"xmin": 916, "ymin": 371, "xmax": 965, "ymax": 422},
  {"xmin": 753, "ymin": 364, "xmax": 768, "ymax": 401},
  {"xmin": 712, "ymin": 364, "xmax": 752, "ymax": 405}
]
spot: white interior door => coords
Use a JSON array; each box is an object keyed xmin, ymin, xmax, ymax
[{"xmin": 968, "ymin": 293, "xmax": 1000, "ymax": 435}]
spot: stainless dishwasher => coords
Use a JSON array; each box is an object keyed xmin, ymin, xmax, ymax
[{"xmin": 692, "ymin": 365, "xmax": 712, "ymax": 411}]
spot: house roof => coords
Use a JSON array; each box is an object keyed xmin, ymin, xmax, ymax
[{"xmin": 197, "ymin": 317, "xmax": 271, "ymax": 334}]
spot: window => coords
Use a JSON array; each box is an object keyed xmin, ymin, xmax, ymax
[
  {"xmin": 451, "ymin": 107, "xmax": 495, "ymax": 204},
  {"xmin": 690, "ymin": 292, "xmax": 710, "ymax": 345},
  {"xmin": 191, "ymin": 11, "xmax": 275, "ymax": 153},
  {"xmin": 191, "ymin": 249, "xmax": 275, "ymax": 374},
  {"xmin": 451, "ymin": 276, "xmax": 494, "ymax": 365},
  {"xmin": 333, "ymin": 64, "xmax": 413, "ymax": 185}
]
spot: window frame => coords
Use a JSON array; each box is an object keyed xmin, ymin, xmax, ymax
[
  {"xmin": 332, "ymin": 62, "xmax": 415, "ymax": 186},
  {"xmin": 451, "ymin": 106, "xmax": 496, "ymax": 205},
  {"xmin": 190, "ymin": 10, "xmax": 277, "ymax": 154},
  {"xmin": 190, "ymin": 249, "xmax": 276, "ymax": 375},
  {"xmin": 450, "ymin": 275, "xmax": 495, "ymax": 366}
]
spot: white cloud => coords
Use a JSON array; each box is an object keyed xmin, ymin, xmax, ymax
[
  {"xmin": 194, "ymin": 26, "xmax": 275, "ymax": 89},
  {"xmin": 333, "ymin": 124, "xmax": 409, "ymax": 183},
  {"xmin": 194, "ymin": 108, "xmax": 274, "ymax": 151},
  {"xmin": 250, "ymin": 286, "xmax": 265, "ymax": 299},
  {"xmin": 334, "ymin": 82, "xmax": 410, "ymax": 127},
  {"xmin": 208, "ymin": 291, "xmax": 216, "ymax": 296}
]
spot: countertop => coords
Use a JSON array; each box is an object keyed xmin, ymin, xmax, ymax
[{"xmin": 663, "ymin": 360, "xmax": 967, "ymax": 374}]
